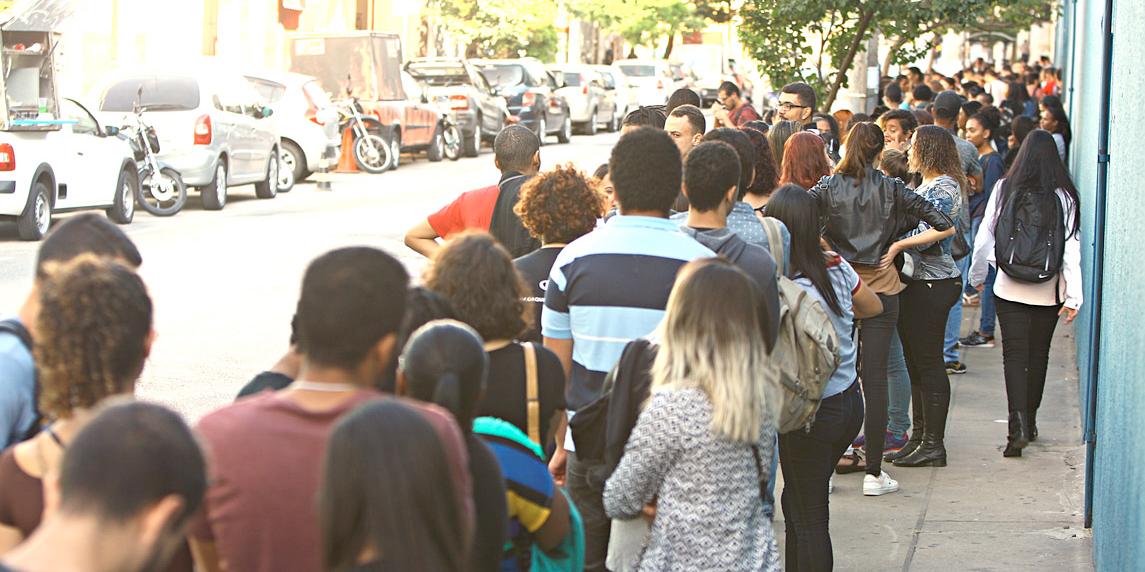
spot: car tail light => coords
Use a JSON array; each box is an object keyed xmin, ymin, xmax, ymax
[
  {"xmin": 193, "ymin": 114, "xmax": 212, "ymax": 145},
  {"xmin": 522, "ymin": 92, "xmax": 537, "ymax": 107},
  {"xmin": 449, "ymin": 95, "xmax": 469, "ymax": 110},
  {"xmin": 582, "ymin": 75, "xmax": 588, "ymax": 95},
  {"xmin": 657, "ymin": 79, "xmax": 664, "ymax": 90},
  {"xmin": 0, "ymin": 144, "xmax": 14, "ymax": 171}
]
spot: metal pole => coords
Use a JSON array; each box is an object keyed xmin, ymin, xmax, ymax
[{"xmin": 1083, "ymin": 0, "xmax": 1114, "ymax": 530}]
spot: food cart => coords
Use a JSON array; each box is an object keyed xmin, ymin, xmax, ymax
[{"xmin": 0, "ymin": 0, "xmax": 72, "ymax": 131}]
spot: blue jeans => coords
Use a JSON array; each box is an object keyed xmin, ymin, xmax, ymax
[
  {"xmin": 887, "ymin": 332, "xmax": 911, "ymax": 438},
  {"xmin": 971, "ymin": 216, "xmax": 997, "ymax": 336}
]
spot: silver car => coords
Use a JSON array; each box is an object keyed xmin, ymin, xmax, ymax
[
  {"xmin": 98, "ymin": 69, "xmax": 282, "ymax": 210},
  {"xmin": 550, "ymin": 65, "xmax": 619, "ymax": 134},
  {"xmin": 245, "ymin": 70, "xmax": 342, "ymax": 186}
]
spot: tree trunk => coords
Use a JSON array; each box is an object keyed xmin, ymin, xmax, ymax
[
  {"xmin": 882, "ymin": 35, "xmax": 908, "ymax": 77},
  {"xmin": 662, "ymin": 31, "xmax": 676, "ymax": 60},
  {"xmin": 824, "ymin": 6, "xmax": 877, "ymax": 112}
]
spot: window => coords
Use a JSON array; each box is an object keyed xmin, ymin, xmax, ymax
[
  {"xmin": 245, "ymin": 78, "xmax": 286, "ymax": 103},
  {"xmin": 599, "ymin": 71, "xmax": 616, "ymax": 90},
  {"xmin": 101, "ymin": 76, "xmax": 201, "ymax": 112},
  {"xmin": 561, "ymin": 72, "xmax": 582, "ymax": 87},
  {"xmin": 618, "ymin": 65, "xmax": 656, "ymax": 78},
  {"xmin": 62, "ymin": 99, "xmax": 99, "ymax": 135}
]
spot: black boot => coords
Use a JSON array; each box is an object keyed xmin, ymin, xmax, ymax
[
  {"xmin": 1028, "ymin": 408, "xmax": 1038, "ymax": 442},
  {"xmin": 885, "ymin": 387, "xmax": 924, "ymax": 462},
  {"xmin": 894, "ymin": 392, "xmax": 948, "ymax": 467},
  {"xmin": 1003, "ymin": 410, "xmax": 1029, "ymax": 458}
]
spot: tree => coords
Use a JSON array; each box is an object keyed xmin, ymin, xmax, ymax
[
  {"xmin": 738, "ymin": 0, "xmax": 1057, "ymax": 111},
  {"xmin": 570, "ymin": 0, "xmax": 729, "ymax": 59},
  {"xmin": 426, "ymin": 0, "xmax": 559, "ymax": 61}
]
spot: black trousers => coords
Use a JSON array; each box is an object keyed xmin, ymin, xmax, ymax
[
  {"xmin": 898, "ymin": 278, "xmax": 962, "ymax": 395},
  {"xmin": 779, "ymin": 382, "xmax": 864, "ymax": 572},
  {"xmin": 567, "ymin": 451, "xmax": 609, "ymax": 571},
  {"xmin": 995, "ymin": 297, "xmax": 1062, "ymax": 415},
  {"xmin": 857, "ymin": 293, "xmax": 899, "ymax": 476}
]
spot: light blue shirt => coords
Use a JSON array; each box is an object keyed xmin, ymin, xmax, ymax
[
  {"xmin": 794, "ymin": 259, "xmax": 861, "ymax": 399},
  {"xmin": 0, "ymin": 319, "xmax": 37, "ymax": 448}
]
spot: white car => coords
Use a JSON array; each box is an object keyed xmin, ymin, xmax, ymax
[
  {"xmin": 0, "ymin": 98, "xmax": 137, "ymax": 240},
  {"xmin": 593, "ymin": 66, "xmax": 636, "ymax": 123},
  {"xmin": 549, "ymin": 65, "xmax": 619, "ymax": 134},
  {"xmin": 612, "ymin": 60, "xmax": 673, "ymax": 107},
  {"xmin": 245, "ymin": 71, "xmax": 341, "ymax": 187}
]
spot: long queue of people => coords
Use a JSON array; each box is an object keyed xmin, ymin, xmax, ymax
[{"xmin": 0, "ymin": 61, "xmax": 1080, "ymax": 572}]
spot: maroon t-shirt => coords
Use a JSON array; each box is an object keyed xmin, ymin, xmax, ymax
[{"xmin": 190, "ymin": 389, "xmax": 472, "ymax": 572}]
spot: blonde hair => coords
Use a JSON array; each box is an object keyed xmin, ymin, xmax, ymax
[{"xmin": 650, "ymin": 259, "xmax": 780, "ymax": 443}]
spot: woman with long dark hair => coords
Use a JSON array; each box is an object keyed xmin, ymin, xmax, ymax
[
  {"xmin": 811, "ymin": 122, "xmax": 955, "ymax": 495},
  {"xmin": 1004, "ymin": 116, "xmax": 1037, "ymax": 170},
  {"xmin": 767, "ymin": 120, "xmax": 802, "ymax": 180},
  {"xmin": 1039, "ymin": 103, "xmax": 1072, "ymax": 163},
  {"xmin": 766, "ymin": 185, "xmax": 882, "ymax": 570},
  {"xmin": 398, "ymin": 320, "xmax": 572, "ymax": 571},
  {"xmin": 319, "ymin": 400, "xmax": 467, "ymax": 571},
  {"xmin": 740, "ymin": 127, "xmax": 780, "ymax": 211},
  {"xmin": 888, "ymin": 126, "xmax": 967, "ymax": 469},
  {"xmin": 969, "ymin": 130, "xmax": 1082, "ymax": 457}
]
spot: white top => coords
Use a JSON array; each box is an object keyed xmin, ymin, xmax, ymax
[{"xmin": 969, "ymin": 180, "xmax": 1083, "ymax": 309}]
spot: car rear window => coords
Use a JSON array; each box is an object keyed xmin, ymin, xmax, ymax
[
  {"xmin": 618, "ymin": 65, "xmax": 656, "ymax": 78},
  {"xmin": 561, "ymin": 72, "xmax": 582, "ymax": 86},
  {"xmin": 408, "ymin": 63, "xmax": 471, "ymax": 86},
  {"xmin": 482, "ymin": 65, "xmax": 525, "ymax": 87},
  {"xmin": 100, "ymin": 77, "xmax": 201, "ymax": 112}
]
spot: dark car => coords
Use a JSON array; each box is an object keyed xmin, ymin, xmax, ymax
[
  {"xmin": 475, "ymin": 58, "xmax": 572, "ymax": 145},
  {"xmin": 405, "ymin": 58, "xmax": 510, "ymax": 157}
]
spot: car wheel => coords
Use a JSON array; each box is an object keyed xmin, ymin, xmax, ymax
[
  {"xmin": 107, "ymin": 168, "xmax": 136, "ymax": 224},
  {"xmin": 536, "ymin": 118, "xmax": 547, "ymax": 146},
  {"xmin": 607, "ymin": 110, "xmax": 620, "ymax": 132},
  {"xmin": 255, "ymin": 150, "xmax": 280, "ymax": 199},
  {"xmin": 557, "ymin": 115, "xmax": 573, "ymax": 144},
  {"xmin": 17, "ymin": 180, "xmax": 51, "ymax": 241},
  {"xmin": 585, "ymin": 109, "xmax": 598, "ymax": 135},
  {"xmin": 388, "ymin": 133, "xmax": 401, "ymax": 170},
  {"xmin": 427, "ymin": 126, "xmax": 445, "ymax": 162},
  {"xmin": 464, "ymin": 120, "xmax": 480, "ymax": 157},
  {"xmin": 201, "ymin": 160, "xmax": 227, "ymax": 210},
  {"xmin": 281, "ymin": 140, "xmax": 306, "ymax": 184},
  {"xmin": 277, "ymin": 148, "xmax": 296, "ymax": 193}
]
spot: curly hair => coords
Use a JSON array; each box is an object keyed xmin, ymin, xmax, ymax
[
  {"xmin": 424, "ymin": 232, "xmax": 529, "ymax": 341},
  {"xmin": 514, "ymin": 164, "xmax": 605, "ymax": 244},
  {"xmin": 35, "ymin": 255, "xmax": 153, "ymax": 420},
  {"xmin": 909, "ymin": 125, "xmax": 969, "ymax": 198},
  {"xmin": 740, "ymin": 128, "xmax": 779, "ymax": 197}
]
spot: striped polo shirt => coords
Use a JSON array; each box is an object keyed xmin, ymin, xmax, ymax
[{"xmin": 542, "ymin": 215, "xmax": 714, "ymax": 410}]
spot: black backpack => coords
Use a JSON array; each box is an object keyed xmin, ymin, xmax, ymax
[
  {"xmin": 993, "ymin": 182, "xmax": 1066, "ymax": 283},
  {"xmin": 0, "ymin": 318, "xmax": 41, "ymax": 442}
]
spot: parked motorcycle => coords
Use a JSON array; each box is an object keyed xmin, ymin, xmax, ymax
[
  {"xmin": 116, "ymin": 96, "xmax": 187, "ymax": 216},
  {"xmin": 335, "ymin": 98, "xmax": 391, "ymax": 174}
]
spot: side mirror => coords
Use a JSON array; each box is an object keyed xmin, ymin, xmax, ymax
[
  {"xmin": 260, "ymin": 106, "xmax": 274, "ymax": 119},
  {"xmin": 104, "ymin": 125, "xmax": 120, "ymax": 136}
]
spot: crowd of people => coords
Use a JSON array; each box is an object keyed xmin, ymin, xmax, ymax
[{"xmin": 0, "ymin": 55, "xmax": 1081, "ymax": 572}]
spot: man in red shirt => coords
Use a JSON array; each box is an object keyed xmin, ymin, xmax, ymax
[
  {"xmin": 404, "ymin": 125, "xmax": 542, "ymax": 258},
  {"xmin": 712, "ymin": 81, "xmax": 760, "ymax": 128}
]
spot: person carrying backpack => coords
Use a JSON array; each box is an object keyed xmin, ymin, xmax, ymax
[
  {"xmin": 969, "ymin": 129, "xmax": 1082, "ymax": 458},
  {"xmin": 766, "ymin": 185, "xmax": 883, "ymax": 570}
]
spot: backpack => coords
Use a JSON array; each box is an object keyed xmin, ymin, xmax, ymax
[
  {"xmin": 761, "ymin": 219, "xmax": 842, "ymax": 433},
  {"xmin": 993, "ymin": 181, "xmax": 1066, "ymax": 283},
  {"xmin": 0, "ymin": 318, "xmax": 41, "ymax": 442}
]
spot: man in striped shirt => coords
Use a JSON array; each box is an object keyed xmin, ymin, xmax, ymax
[{"xmin": 542, "ymin": 127, "xmax": 713, "ymax": 571}]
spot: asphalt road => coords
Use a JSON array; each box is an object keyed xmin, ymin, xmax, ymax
[{"xmin": 0, "ymin": 131, "xmax": 620, "ymax": 422}]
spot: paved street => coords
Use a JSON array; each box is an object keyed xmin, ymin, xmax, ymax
[{"xmin": 0, "ymin": 131, "xmax": 620, "ymax": 421}]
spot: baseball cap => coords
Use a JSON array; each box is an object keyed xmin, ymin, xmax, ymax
[{"xmin": 934, "ymin": 90, "xmax": 963, "ymax": 115}]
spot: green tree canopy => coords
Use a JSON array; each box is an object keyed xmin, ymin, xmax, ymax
[{"xmin": 427, "ymin": 0, "xmax": 558, "ymax": 61}]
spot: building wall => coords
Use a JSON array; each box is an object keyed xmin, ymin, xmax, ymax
[{"xmin": 1061, "ymin": 0, "xmax": 1145, "ymax": 569}]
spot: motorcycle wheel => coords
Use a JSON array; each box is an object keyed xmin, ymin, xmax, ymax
[
  {"xmin": 137, "ymin": 167, "xmax": 187, "ymax": 217},
  {"xmin": 353, "ymin": 133, "xmax": 391, "ymax": 174},
  {"xmin": 444, "ymin": 124, "xmax": 463, "ymax": 161}
]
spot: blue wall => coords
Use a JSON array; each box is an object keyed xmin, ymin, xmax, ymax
[{"xmin": 1061, "ymin": 0, "xmax": 1145, "ymax": 569}]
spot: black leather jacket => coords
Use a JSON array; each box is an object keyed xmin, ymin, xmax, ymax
[{"xmin": 810, "ymin": 168, "xmax": 954, "ymax": 266}]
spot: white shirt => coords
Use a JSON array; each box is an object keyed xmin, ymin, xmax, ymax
[{"xmin": 969, "ymin": 180, "xmax": 1083, "ymax": 309}]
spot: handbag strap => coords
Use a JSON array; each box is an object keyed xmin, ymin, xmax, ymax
[
  {"xmin": 522, "ymin": 342, "xmax": 541, "ymax": 446},
  {"xmin": 760, "ymin": 217, "xmax": 785, "ymax": 277}
]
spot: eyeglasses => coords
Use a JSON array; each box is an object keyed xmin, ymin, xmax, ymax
[{"xmin": 777, "ymin": 102, "xmax": 808, "ymax": 111}]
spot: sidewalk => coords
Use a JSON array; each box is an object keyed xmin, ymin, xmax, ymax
[{"xmin": 774, "ymin": 318, "xmax": 1094, "ymax": 571}]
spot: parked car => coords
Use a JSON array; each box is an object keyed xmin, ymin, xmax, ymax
[
  {"xmin": 289, "ymin": 32, "xmax": 444, "ymax": 170},
  {"xmin": 593, "ymin": 65, "xmax": 636, "ymax": 124},
  {"xmin": 405, "ymin": 57, "xmax": 509, "ymax": 157},
  {"xmin": 475, "ymin": 58, "xmax": 572, "ymax": 145},
  {"xmin": 244, "ymin": 70, "xmax": 341, "ymax": 186},
  {"xmin": 0, "ymin": 98, "xmax": 138, "ymax": 240},
  {"xmin": 612, "ymin": 59, "xmax": 673, "ymax": 107},
  {"xmin": 548, "ymin": 64, "xmax": 618, "ymax": 134},
  {"xmin": 97, "ymin": 69, "xmax": 283, "ymax": 210}
]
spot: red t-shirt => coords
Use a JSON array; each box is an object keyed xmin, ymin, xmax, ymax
[
  {"xmin": 189, "ymin": 390, "xmax": 473, "ymax": 572},
  {"xmin": 426, "ymin": 184, "xmax": 500, "ymax": 239}
]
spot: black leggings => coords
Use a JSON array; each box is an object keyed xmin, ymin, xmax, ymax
[
  {"xmin": 995, "ymin": 297, "xmax": 1062, "ymax": 414},
  {"xmin": 898, "ymin": 278, "xmax": 961, "ymax": 395},
  {"xmin": 857, "ymin": 293, "xmax": 899, "ymax": 476}
]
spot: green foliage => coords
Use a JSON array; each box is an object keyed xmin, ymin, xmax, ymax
[
  {"xmin": 569, "ymin": 0, "xmax": 722, "ymax": 55},
  {"xmin": 426, "ymin": 0, "xmax": 559, "ymax": 61}
]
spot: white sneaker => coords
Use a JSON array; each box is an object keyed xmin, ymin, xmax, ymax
[
  {"xmin": 828, "ymin": 476, "xmax": 834, "ymax": 495},
  {"xmin": 863, "ymin": 471, "xmax": 900, "ymax": 496}
]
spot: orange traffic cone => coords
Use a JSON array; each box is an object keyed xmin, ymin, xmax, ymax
[{"xmin": 335, "ymin": 128, "xmax": 358, "ymax": 173}]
